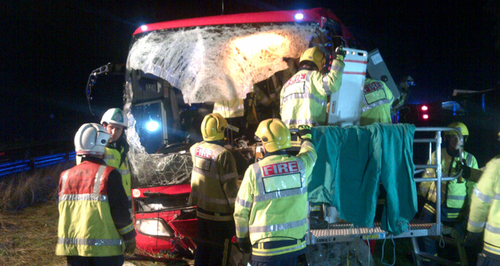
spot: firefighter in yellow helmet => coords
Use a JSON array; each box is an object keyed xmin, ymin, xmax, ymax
[
  {"xmin": 465, "ymin": 128, "xmax": 500, "ymax": 266},
  {"xmin": 280, "ymin": 46, "xmax": 345, "ymax": 129},
  {"xmin": 189, "ymin": 113, "xmax": 239, "ymax": 266},
  {"xmin": 56, "ymin": 123, "xmax": 136, "ymax": 265},
  {"xmin": 234, "ymin": 120, "xmax": 317, "ymax": 265},
  {"xmin": 101, "ymin": 108, "xmax": 133, "ymax": 217},
  {"xmin": 418, "ymin": 122, "xmax": 479, "ymax": 265}
]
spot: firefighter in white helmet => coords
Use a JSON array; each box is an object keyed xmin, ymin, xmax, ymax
[
  {"xmin": 418, "ymin": 122, "xmax": 479, "ymax": 265},
  {"xmin": 56, "ymin": 123, "xmax": 136, "ymax": 265},
  {"xmin": 280, "ymin": 46, "xmax": 345, "ymax": 129},
  {"xmin": 234, "ymin": 120, "xmax": 317, "ymax": 265},
  {"xmin": 101, "ymin": 108, "xmax": 133, "ymax": 216},
  {"xmin": 189, "ymin": 113, "xmax": 239, "ymax": 266},
  {"xmin": 466, "ymin": 129, "xmax": 500, "ymax": 266}
]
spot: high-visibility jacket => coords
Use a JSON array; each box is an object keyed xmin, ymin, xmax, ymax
[
  {"xmin": 280, "ymin": 60, "xmax": 344, "ymax": 129},
  {"xmin": 213, "ymin": 99, "xmax": 245, "ymax": 118},
  {"xmin": 467, "ymin": 155, "xmax": 500, "ymax": 256},
  {"xmin": 419, "ymin": 148, "xmax": 478, "ymax": 220},
  {"xmin": 104, "ymin": 146, "xmax": 132, "ymax": 211},
  {"xmin": 56, "ymin": 159, "xmax": 135, "ymax": 256},
  {"xmin": 234, "ymin": 140, "xmax": 317, "ymax": 259},
  {"xmin": 360, "ymin": 79, "xmax": 394, "ymax": 126},
  {"xmin": 189, "ymin": 141, "xmax": 239, "ymax": 221}
]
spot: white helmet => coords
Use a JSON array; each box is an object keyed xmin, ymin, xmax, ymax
[
  {"xmin": 74, "ymin": 123, "xmax": 110, "ymax": 156},
  {"xmin": 101, "ymin": 108, "xmax": 128, "ymax": 128}
]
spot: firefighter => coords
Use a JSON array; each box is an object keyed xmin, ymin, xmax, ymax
[
  {"xmin": 234, "ymin": 119, "xmax": 317, "ymax": 266},
  {"xmin": 359, "ymin": 78, "xmax": 395, "ymax": 126},
  {"xmin": 280, "ymin": 46, "xmax": 345, "ymax": 129},
  {"xmin": 465, "ymin": 129, "xmax": 500, "ymax": 266},
  {"xmin": 56, "ymin": 123, "xmax": 136, "ymax": 265},
  {"xmin": 213, "ymin": 98, "xmax": 246, "ymax": 141},
  {"xmin": 418, "ymin": 122, "xmax": 479, "ymax": 265},
  {"xmin": 101, "ymin": 108, "xmax": 132, "ymax": 216},
  {"xmin": 189, "ymin": 113, "xmax": 239, "ymax": 266}
]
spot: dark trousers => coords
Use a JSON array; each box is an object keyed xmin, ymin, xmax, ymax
[
  {"xmin": 194, "ymin": 216, "xmax": 235, "ymax": 266},
  {"xmin": 66, "ymin": 255, "xmax": 124, "ymax": 266},
  {"xmin": 477, "ymin": 251, "xmax": 500, "ymax": 266},
  {"xmin": 417, "ymin": 207, "xmax": 468, "ymax": 266},
  {"xmin": 251, "ymin": 256, "xmax": 298, "ymax": 266}
]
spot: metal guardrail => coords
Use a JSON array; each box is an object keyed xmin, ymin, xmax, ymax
[{"xmin": 0, "ymin": 151, "xmax": 76, "ymax": 178}]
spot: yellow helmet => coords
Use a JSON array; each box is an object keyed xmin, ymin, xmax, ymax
[
  {"xmin": 299, "ymin": 47, "xmax": 326, "ymax": 70},
  {"xmin": 255, "ymin": 119, "xmax": 291, "ymax": 152},
  {"xmin": 445, "ymin": 122, "xmax": 469, "ymax": 137},
  {"xmin": 201, "ymin": 113, "xmax": 228, "ymax": 141}
]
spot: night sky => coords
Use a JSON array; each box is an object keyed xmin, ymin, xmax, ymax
[{"xmin": 1, "ymin": 0, "xmax": 499, "ymax": 147}]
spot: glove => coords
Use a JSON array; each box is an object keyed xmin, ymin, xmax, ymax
[
  {"xmin": 298, "ymin": 125, "xmax": 312, "ymax": 140},
  {"xmin": 464, "ymin": 231, "xmax": 482, "ymax": 247},
  {"xmin": 237, "ymin": 237, "xmax": 252, "ymax": 254},
  {"xmin": 459, "ymin": 159, "xmax": 471, "ymax": 180},
  {"xmin": 124, "ymin": 238, "xmax": 136, "ymax": 254},
  {"xmin": 335, "ymin": 46, "xmax": 346, "ymax": 61}
]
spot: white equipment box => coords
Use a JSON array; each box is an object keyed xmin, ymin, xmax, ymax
[{"xmin": 327, "ymin": 48, "xmax": 368, "ymax": 127}]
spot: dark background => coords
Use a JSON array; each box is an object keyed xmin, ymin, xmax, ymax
[{"xmin": 1, "ymin": 1, "xmax": 499, "ymax": 157}]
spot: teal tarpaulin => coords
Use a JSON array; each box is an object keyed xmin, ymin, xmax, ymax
[{"xmin": 308, "ymin": 123, "xmax": 417, "ymax": 235}]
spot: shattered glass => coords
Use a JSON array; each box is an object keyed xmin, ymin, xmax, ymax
[
  {"xmin": 124, "ymin": 97, "xmax": 193, "ymax": 187},
  {"xmin": 127, "ymin": 23, "xmax": 319, "ymax": 104}
]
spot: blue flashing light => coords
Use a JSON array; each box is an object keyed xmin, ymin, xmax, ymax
[
  {"xmin": 294, "ymin": 13, "xmax": 304, "ymax": 20},
  {"xmin": 146, "ymin": 120, "xmax": 159, "ymax": 132},
  {"xmin": 140, "ymin": 25, "xmax": 148, "ymax": 31}
]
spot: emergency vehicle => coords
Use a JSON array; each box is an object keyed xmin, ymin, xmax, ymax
[{"xmin": 86, "ymin": 7, "xmax": 480, "ymax": 266}]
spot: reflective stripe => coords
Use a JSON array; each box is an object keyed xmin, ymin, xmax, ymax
[
  {"xmin": 300, "ymin": 141, "xmax": 316, "ymax": 162},
  {"xmin": 468, "ymin": 219, "xmax": 486, "ymax": 228},
  {"xmin": 117, "ymin": 223, "xmax": 135, "ymax": 235},
  {"xmin": 466, "ymin": 153, "xmax": 473, "ymax": 167},
  {"xmin": 193, "ymin": 167, "xmax": 217, "ymax": 179},
  {"xmin": 249, "ymin": 218, "xmax": 307, "ymax": 233},
  {"xmin": 330, "ymin": 63, "xmax": 343, "ymax": 72},
  {"xmin": 93, "ymin": 165, "xmax": 107, "ymax": 195},
  {"xmin": 419, "ymin": 186, "xmax": 430, "ymax": 195},
  {"xmin": 59, "ymin": 194, "xmax": 108, "ymax": 202},
  {"xmin": 196, "ymin": 209, "xmax": 233, "ymax": 221},
  {"xmin": 60, "ymin": 170, "xmax": 69, "ymax": 195},
  {"xmin": 190, "ymin": 191, "xmax": 232, "ymax": 205},
  {"xmin": 282, "ymin": 119, "xmax": 319, "ymax": 127},
  {"xmin": 281, "ymin": 92, "xmax": 327, "ymax": 107},
  {"xmin": 361, "ymin": 97, "xmax": 393, "ymax": 113},
  {"xmin": 484, "ymin": 243, "xmax": 500, "ymax": 255},
  {"xmin": 322, "ymin": 75, "xmax": 331, "ymax": 94},
  {"xmin": 254, "ymin": 163, "xmax": 265, "ymax": 196},
  {"xmin": 252, "ymin": 241, "xmax": 306, "ymax": 256},
  {"xmin": 221, "ymin": 172, "xmax": 238, "ymax": 182},
  {"xmin": 424, "ymin": 203, "xmax": 436, "ymax": 214},
  {"xmin": 119, "ymin": 169, "xmax": 130, "ymax": 176},
  {"xmin": 236, "ymin": 196, "xmax": 252, "ymax": 208},
  {"xmin": 213, "ymin": 105, "xmax": 244, "ymax": 112},
  {"xmin": 296, "ymin": 157, "xmax": 306, "ymax": 184},
  {"xmin": 486, "ymin": 224, "xmax": 500, "ymax": 234},
  {"xmin": 447, "ymin": 194, "xmax": 466, "ymax": 200},
  {"xmin": 57, "ymin": 238, "xmax": 122, "ymax": 246},
  {"xmin": 254, "ymin": 187, "xmax": 307, "ymax": 202},
  {"xmin": 474, "ymin": 188, "xmax": 495, "ymax": 204},
  {"xmin": 236, "ymin": 225, "xmax": 249, "ymax": 233}
]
